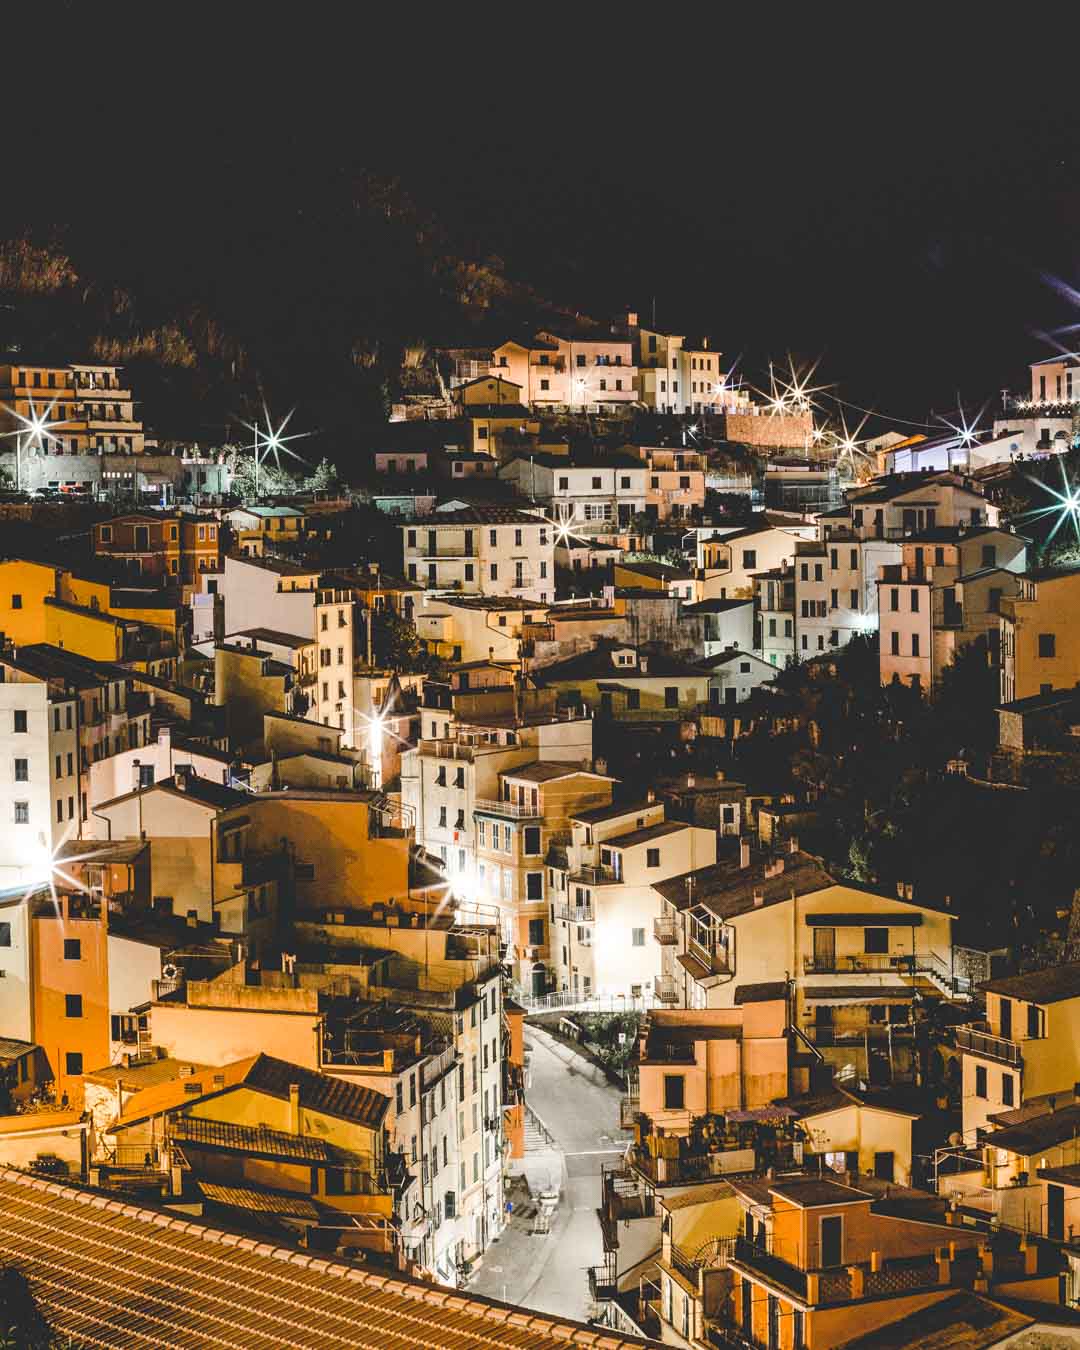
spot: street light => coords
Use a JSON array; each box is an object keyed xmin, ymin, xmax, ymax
[
  {"xmin": 241, "ymin": 405, "xmax": 310, "ymax": 498},
  {"xmin": 1, "ymin": 397, "xmax": 61, "ymax": 492}
]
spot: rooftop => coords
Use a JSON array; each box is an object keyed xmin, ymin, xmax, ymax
[
  {"xmin": 985, "ymin": 1103, "xmax": 1080, "ymax": 1156},
  {"xmin": 0, "ymin": 1037, "xmax": 36, "ymax": 1063},
  {"xmin": 532, "ymin": 645, "xmax": 705, "ymax": 683},
  {"xmin": 767, "ymin": 1178, "xmax": 873, "ymax": 1208},
  {"xmin": 981, "ymin": 961, "xmax": 1080, "ymax": 1004},
  {"xmin": 570, "ymin": 799, "xmax": 657, "ymax": 825},
  {"xmin": 116, "ymin": 1052, "xmax": 390, "ymax": 1132},
  {"xmin": 653, "ymin": 851, "xmax": 835, "ymax": 917},
  {"xmin": 419, "ymin": 503, "xmax": 547, "ymax": 525},
  {"xmin": 230, "ymin": 627, "xmax": 314, "ymax": 648},
  {"xmin": 0, "ymin": 1168, "xmax": 652, "ymax": 1348},
  {"xmin": 607, "ymin": 820, "xmax": 687, "ymax": 849}
]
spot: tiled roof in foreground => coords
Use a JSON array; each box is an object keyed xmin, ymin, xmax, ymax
[{"xmin": 0, "ymin": 1168, "xmax": 657, "ymax": 1348}]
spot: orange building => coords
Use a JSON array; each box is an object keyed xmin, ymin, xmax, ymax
[{"xmin": 93, "ymin": 511, "xmax": 220, "ymax": 585}]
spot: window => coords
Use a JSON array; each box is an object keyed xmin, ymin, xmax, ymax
[
  {"xmin": 742, "ymin": 549, "xmax": 757, "ymax": 569},
  {"xmin": 528, "ymin": 918, "xmax": 544, "ymax": 946},
  {"xmin": 850, "ymin": 589, "xmax": 859, "ymax": 609},
  {"xmin": 890, "ymin": 631, "xmax": 900, "ymax": 656},
  {"xmin": 911, "ymin": 633, "xmax": 920, "ymax": 657},
  {"xmin": 974, "ymin": 1064, "xmax": 987, "ymax": 1098},
  {"xmin": 13, "ymin": 710, "xmax": 26, "ymax": 733},
  {"xmin": 663, "ymin": 1075, "xmax": 685, "ymax": 1110},
  {"xmin": 10, "ymin": 593, "xmax": 23, "ymax": 611},
  {"xmin": 646, "ymin": 848, "xmax": 660, "ymax": 868},
  {"xmin": 1002, "ymin": 1072, "xmax": 1015, "ymax": 1107},
  {"xmin": 65, "ymin": 994, "xmax": 83, "ymax": 1018},
  {"xmin": 63, "ymin": 938, "xmax": 81, "ymax": 960},
  {"xmin": 632, "ymin": 927, "xmax": 646, "ymax": 946},
  {"xmin": 14, "ymin": 802, "xmax": 28, "ymax": 824},
  {"xmin": 864, "ymin": 927, "xmax": 888, "ymax": 954},
  {"xmin": 1039, "ymin": 633, "xmax": 1056, "ymax": 658},
  {"xmin": 910, "ymin": 588, "xmax": 920, "ymax": 612},
  {"xmin": 1028, "ymin": 1004, "xmax": 1042, "ymax": 1038},
  {"xmin": 65, "ymin": 1052, "xmax": 83, "ymax": 1076},
  {"xmin": 14, "ymin": 759, "xmax": 27, "ymax": 782},
  {"xmin": 664, "ymin": 686, "xmax": 679, "ymax": 708},
  {"xmin": 0, "ymin": 922, "xmax": 10, "ymax": 947}
]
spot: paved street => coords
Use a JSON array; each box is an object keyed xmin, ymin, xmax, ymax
[{"xmin": 468, "ymin": 1025, "xmax": 657, "ymax": 1323}]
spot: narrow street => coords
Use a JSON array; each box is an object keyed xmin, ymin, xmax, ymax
[{"xmin": 468, "ymin": 1024, "xmax": 657, "ymax": 1323}]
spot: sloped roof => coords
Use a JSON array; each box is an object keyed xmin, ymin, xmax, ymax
[
  {"xmin": 114, "ymin": 1052, "xmax": 390, "ymax": 1131},
  {"xmin": 981, "ymin": 961, "xmax": 1080, "ymax": 1005},
  {"xmin": 0, "ymin": 1167, "xmax": 655, "ymax": 1348}
]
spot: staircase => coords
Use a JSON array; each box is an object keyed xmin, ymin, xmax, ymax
[{"xmin": 524, "ymin": 1104, "xmax": 557, "ymax": 1153}]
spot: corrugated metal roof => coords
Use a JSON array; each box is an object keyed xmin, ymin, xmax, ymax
[{"xmin": 0, "ymin": 1168, "xmax": 658, "ymax": 1348}]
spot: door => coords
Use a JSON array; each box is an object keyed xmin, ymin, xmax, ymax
[
  {"xmin": 1048, "ymin": 1183, "xmax": 1065, "ymax": 1241},
  {"xmin": 999, "ymin": 997, "xmax": 1012, "ymax": 1039},
  {"xmin": 820, "ymin": 1215, "xmax": 842, "ymax": 1267},
  {"xmin": 741, "ymin": 1277, "xmax": 752, "ymax": 1333},
  {"xmin": 724, "ymin": 687, "xmax": 737, "ymax": 706},
  {"xmin": 531, "ymin": 965, "xmax": 546, "ymax": 998},
  {"xmin": 812, "ymin": 926, "xmax": 836, "ymax": 972},
  {"xmin": 767, "ymin": 1294, "xmax": 779, "ymax": 1350},
  {"xmin": 874, "ymin": 1151, "xmax": 894, "ymax": 1182}
]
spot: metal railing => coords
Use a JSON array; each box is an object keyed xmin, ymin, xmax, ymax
[
  {"xmin": 554, "ymin": 902, "xmax": 595, "ymax": 924},
  {"xmin": 688, "ymin": 934, "xmax": 731, "ymax": 974},
  {"xmin": 654, "ymin": 975, "xmax": 678, "ymax": 1004},
  {"xmin": 653, "ymin": 916, "xmax": 678, "ymax": 944},
  {"xmin": 955, "ymin": 1023, "xmax": 1023, "ymax": 1067},
  {"xmin": 474, "ymin": 798, "xmax": 540, "ymax": 818},
  {"xmin": 569, "ymin": 863, "xmax": 620, "ymax": 885}
]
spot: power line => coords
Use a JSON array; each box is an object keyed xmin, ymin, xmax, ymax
[{"xmin": 818, "ymin": 390, "xmax": 948, "ymax": 431}]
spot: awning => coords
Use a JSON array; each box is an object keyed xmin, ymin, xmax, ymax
[
  {"xmin": 803, "ymin": 985, "xmax": 916, "ymax": 1003},
  {"xmin": 806, "ymin": 913, "xmax": 922, "ymax": 927}
]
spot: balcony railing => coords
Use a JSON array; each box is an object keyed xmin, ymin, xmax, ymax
[
  {"xmin": 955, "ymin": 1023, "xmax": 1023, "ymax": 1067},
  {"xmin": 473, "ymin": 798, "xmax": 540, "ymax": 819},
  {"xmin": 569, "ymin": 863, "xmax": 620, "ymax": 885},
  {"xmin": 804, "ymin": 953, "xmax": 914, "ymax": 975},
  {"xmin": 554, "ymin": 902, "xmax": 595, "ymax": 924},
  {"xmin": 688, "ymin": 934, "xmax": 732, "ymax": 974},
  {"xmin": 655, "ymin": 975, "xmax": 678, "ymax": 1004},
  {"xmin": 653, "ymin": 916, "xmax": 678, "ymax": 944},
  {"xmin": 421, "ymin": 1042, "xmax": 458, "ymax": 1089}
]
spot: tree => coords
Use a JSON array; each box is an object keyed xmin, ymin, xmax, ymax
[
  {"xmin": 0, "ymin": 1268, "xmax": 54, "ymax": 1349},
  {"xmin": 370, "ymin": 608, "xmax": 434, "ymax": 673},
  {"xmin": 303, "ymin": 457, "xmax": 339, "ymax": 492},
  {"xmin": 222, "ymin": 447, "xmax": 297, "ymax": 499}
]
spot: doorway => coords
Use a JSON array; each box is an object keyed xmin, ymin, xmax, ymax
[{"xmin": 820, "ymin": 1215, "xmax": 842, "ymax": 1267}]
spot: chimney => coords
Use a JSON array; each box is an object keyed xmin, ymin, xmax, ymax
[
  {"xmin": 686, "ymin": 773, "xmax": 696, "ymax": 789},
  {"xmin": 158, "ymin": 724, "xmax": 171, "ymax": 755},
  {"xmin": 647, "ymin": 788, "xmax": 656, "ymax": 804},
  {"xmin": 185, "ymin": 909, "xmax": 198, "ymax": 928},
  {"xmin": 626, "ymin": 310, "xmax": 639, "ymax": 329},
  {"xmin": 639, "ymin": 654, "xmax": 649, "ymax": 673},
  {"xmin": 289, "ymin": 1082, "xmax": 301, "ymax": 1134},
  {"xmin": 740, "ymin": 838, "xmax": 751, "ymax": 869},
  {"xmin": 753, "ymin": 887, "xmax": 765, "ymax": 908},
  {"xmin": 595, "ymin": 757, "xmax": 608, "ymax": 776},
  {"xmin": 788, "ymin": 835, "xmax": 798, "ymax": 854}
]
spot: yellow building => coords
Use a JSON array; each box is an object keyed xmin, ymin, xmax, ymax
[
  {"xmin": 1000, "ymin": 567, "xmax": 1080, "ymax": 703},
  {"xmin": 957, "ymin": 963, "xmax": 1080, "ymax": 1141},
  {"xmin": 107, "ymin": 1052, "xmax": 397, "ymax": 1249},
  {"xmin": 532, "ymin": 642, "xmax": 709, "ymax": 719},
  {"xmin": 475, "ymin": 763, "xmax": 613, "ymax": 990},
  {"xmin": 225, "ymin": 505, "xmax": 308, "ymax": 557}
]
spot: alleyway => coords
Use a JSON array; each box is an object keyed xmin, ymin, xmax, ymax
[{"xmin": 467, "ymin": 1024, "xmax": 657, "ymax": 1323}]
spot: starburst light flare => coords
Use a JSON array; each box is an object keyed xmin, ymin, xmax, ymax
[
  {"xmin": 1020, "ymin": 458, "xmax": 1080, "ymax": 550},
  {"xmin": 939, "ymin": 402, "xmax": 986, "ymax": 450},
  {"xmin": 1, "ymin": 396, "xmax": 63, "ymax": 450}
]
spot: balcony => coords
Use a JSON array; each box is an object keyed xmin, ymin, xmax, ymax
[
  {"xmin": 554, "ymin": 902, "xmax": 595, "ymax": 924},
  {"xmin": 473, "ymin": 798, "xmax": 540, "ymax": 819},
  {"xmin": 421, "ymin": 1042, "xmax": 458, "ymax": 1090},
  {"xmin": 955, "ymin": 1022, "xmax": 1023, "ymax": 1068},
  {"xmin": 802, "ymin": 1023, "xmax": 914, "ymax": 1047},
  {"xmin": 508, "ymin": 575, "xmax": 536, "ymax": 591},
  {"xmin": 655, "ymin": 975, "xmax": 678, "ymax": 1004},
  {"xmin": 803, "ymin": 953, "xmax": 914, "ymax": 975},
  {"xmin": 653, "ymin": 916, "xmax": 678, "ymax": 944},
  {"xmin": 569, "ymin": 863, "xmax": 620, "ymax": 886},
  {"xmin": 687, "ymin": 934, "xmax": 732, "ymax": 975},
  {"xmin": 415, "ymin": 545, "xmax": 479, "ymax": 559}
]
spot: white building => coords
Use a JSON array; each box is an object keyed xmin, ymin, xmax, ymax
[
  {"xmin": 703, "ymin": 650, "xmax": 777, "ymax": 706},
  {"xmin": 681, "ymin": 598, "xmax": 754, "ymax": 658},
  {"xmin": 548, "ymin": 799, "xmax": 716, "ymax": 999},
  {"xmin": 498, "ymin": 455, "xmax": 648, "ymax": 533},
  {"xmin": 400, "ymin": 504, "xmax": 554, "ymax": 603}
]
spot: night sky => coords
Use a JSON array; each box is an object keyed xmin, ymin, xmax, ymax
[{"xmin": 6, "ymin": 12, "xmax": 1080, "ymax": 429}]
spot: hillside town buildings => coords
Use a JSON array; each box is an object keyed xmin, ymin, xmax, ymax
[{"xmin": 6, "ymin": 343, "xmax": 1080, "ymax": 1349}]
